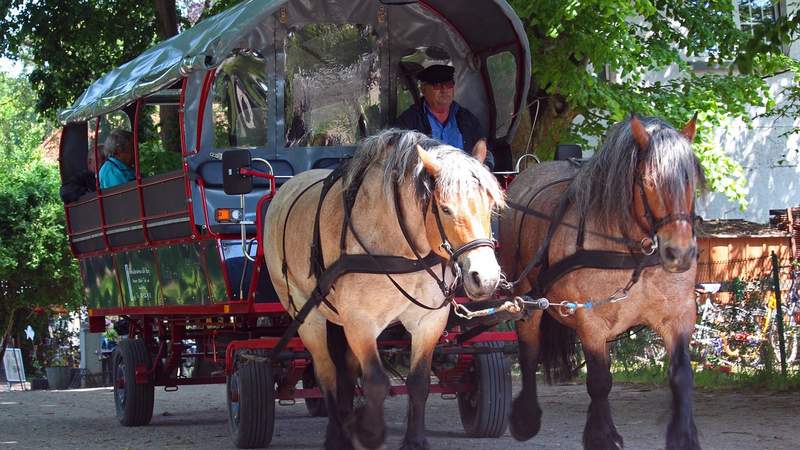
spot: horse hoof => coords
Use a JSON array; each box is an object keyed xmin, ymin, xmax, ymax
[
  {"xmin": 509, "ymin": 396, "xmax": 542, "ymax": 441},
  {"xmin": 399, "ymin": 438, "xmax": 430, "ymax": 450},
  {"xmin": 583, "ymin": 430, "xmax": 623, "ymax": 450},
  {"xmin": 344, "ymin": 407, "xmax": 386, "ymax": 450}
]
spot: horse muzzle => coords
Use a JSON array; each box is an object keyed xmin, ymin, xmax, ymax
[
  {"xmin": 459, "ymin": 246, "xmax": 502, "ymax": 300},
  {"xmin": 659, "ymin": 240, "xmax": 696, "ymax": 273}
]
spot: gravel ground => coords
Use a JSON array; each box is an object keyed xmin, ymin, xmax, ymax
[{"xmin": 1, "ymin": 380, "xmax": 798, "ymax": 450}]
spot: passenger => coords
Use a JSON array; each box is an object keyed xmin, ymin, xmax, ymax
[
  {"xmin": 395, "ymin": 64, "xmax": 494, "ymax": 170},
  {"xmin": 99, "ymin": 129, "xmax": 135, "ymax": 189},
  {"xmin": 59, "ymin": 148, "xmax": 97, "ymax": 203}
]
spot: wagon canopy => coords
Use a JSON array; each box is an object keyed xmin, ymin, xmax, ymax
[{"xmin": 59, "ymin": 0, "xmax": 531, "ymax": 134}]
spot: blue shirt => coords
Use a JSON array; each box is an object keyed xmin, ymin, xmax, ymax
[
  {"xmin": 99, "ymin": 156, "xmax": 135, "ymax": 189},
  {"xmin": 424, "ymin": 102, "xmax": 464, "ymax": 150}
]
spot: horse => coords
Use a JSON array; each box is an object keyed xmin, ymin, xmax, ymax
[
  {"xmin": 500, "ymin": 115, "xmax": 705, "ymax": 450},
  {"xmin": 264, "ymin": 129, "xmax": 505, "ymax": 450}
]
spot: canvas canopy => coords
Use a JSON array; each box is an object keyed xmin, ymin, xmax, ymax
[{"xmin": 59, "ymin": 0, "xmax": 530, "ymax": 125}]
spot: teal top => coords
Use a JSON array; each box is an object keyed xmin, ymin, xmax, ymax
[{"xmin": 99, "ymin": 156, "xmax": 135, "ymax": 189}]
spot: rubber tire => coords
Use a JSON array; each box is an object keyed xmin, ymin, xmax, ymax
[
  {"xmin": 302, "ymin": 365, "xmax": 328, "ymax": 417},
  {"xmin": 457, "ymin": 341, "xmax": 512, "ymax": 438},
  {"xmin": 113, "ymin": 338, "xmax": 155, "ymax": 426},
  {"xmin": 227, "ymin": 361, "xmax": 275, "ymax": 449}
]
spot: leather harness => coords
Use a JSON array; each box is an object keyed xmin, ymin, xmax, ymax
[
  {"xmin": 271, "ymin": 162, "xmax": 494, "ymax": 358},
  {"xmin": 508, "ymin": 159, "xmax": 695, "ymax": 299}
]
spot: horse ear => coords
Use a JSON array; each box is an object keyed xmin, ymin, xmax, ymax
[
  {"xmin": 630, "ymin": 114, "xmax": 650, "ymax": 151},
  {"xmin": 681, "ymin": 112, "xmax": 698, "ymax": 142},
  {"xmin": 417, "ymin": 145, "xmax": 442, "ymax": 177},
  {"xmin": 472, "ymin": 139, "xmax": 487, "ymax": 164}
]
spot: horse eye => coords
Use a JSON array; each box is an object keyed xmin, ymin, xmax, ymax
[{"xmin": 441, "ymin": 206, "xmax": 452, "ymax": 215}]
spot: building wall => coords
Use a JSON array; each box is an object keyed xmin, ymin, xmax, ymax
[{"xmin": 696, "ymin": 0, "xmax": 800, "ymax": 223}]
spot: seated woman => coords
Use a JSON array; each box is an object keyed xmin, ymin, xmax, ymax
[{"xmin": 99, "ymin": 130, "xmax": 135, "ymax": 189}]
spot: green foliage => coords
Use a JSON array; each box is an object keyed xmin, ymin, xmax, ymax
[
  {"xmin": 614, "ymin": 362, "xmax": 800, "ymax": 391},
  {"xmin": 0, "ymin": 74, "xmax": 82, "ymax": 336},
  {"xmin": 508, "ymin": 0, "xmax": 780, "ymax": 208},
  {"xmin": 0, "ymin": 0, "xmax": 160, "ymax": 117}
]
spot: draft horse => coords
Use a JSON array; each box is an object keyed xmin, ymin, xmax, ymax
[
  {"xmin": 500, "ymin": 115, "xmax": 705, "ymax": 450},
  {"xmin": 264, "ymin": 129, "xmax": 505, "ymax": 450}
]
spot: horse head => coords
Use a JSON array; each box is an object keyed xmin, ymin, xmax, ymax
[
  {"xmin": 630, "ymin": 114, "xmax": 702, "ymax": 273},
  {"xmin": 416, "ymin": 144, "xmax": 504, "ymax": 300}
]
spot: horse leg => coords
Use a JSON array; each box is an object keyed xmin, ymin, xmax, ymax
[
  {"xmin": 323, "ymin": 321, "xmax": 357, "ymax": 450},
  {"xmin": 581, "ymin": 330, "xmax": 623, "ymax": 450},
  {"xmin": 400, "ymin": 312, "xmax": 448, "ymax": 450},
  {"xmin": 344, "ymin": 324, "xmax": 390, "ymax": 450},
  {"xmin": 509, "ymin": 310, "xmax": 544, "ymax": 441},
  {"xmin": 662, "ymin": 330, "xmax": 701, "ymax": 450}
]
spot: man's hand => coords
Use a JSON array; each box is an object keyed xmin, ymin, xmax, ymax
[{"xmin": 471, "ymin": 139, "xmax": 488, "ymax": 164}]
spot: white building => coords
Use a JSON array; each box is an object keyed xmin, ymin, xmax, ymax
[{"xmin": 696, "ymin": 0, "xmax": 800, "ymax": 223}]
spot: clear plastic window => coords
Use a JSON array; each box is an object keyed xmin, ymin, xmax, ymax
[
  {"xmin": 284, "ymin": 24, "xmax": 381, "ymax": 147},
  {"xmin": 96, "ymin": 111, "xmax": 133, "ymax": 166},
  {"xmin": 487, "ymin": 52, "xmax": 516, "ymax": 138},
  {"xmin": 212, "ymin": 50, "xmax": 269, "ymax": 149},
  {"xmin": 138, "ymin": 103, "xmax": 183, "ymax": 177}
]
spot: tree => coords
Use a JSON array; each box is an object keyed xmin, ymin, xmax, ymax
[
  {"xmin": 507, "ymin": 0, "xmax": 780, "ymax": 207},
  {"xmin": 0, "ymin": 73, "xmax": 82, "ymax": 363},
  {"xmin": 0, "ymin": 0, "xmax": 237, "ymax": 118}
]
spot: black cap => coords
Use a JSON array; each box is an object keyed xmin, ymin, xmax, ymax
[{"xmin": 417, "ymin": 64, "xmax": 454, "ymax": 84}]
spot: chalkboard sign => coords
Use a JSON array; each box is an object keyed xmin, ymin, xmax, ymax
[{"xmin": 2, "ymin": 348, "xmax": 26, "ymax": 383}]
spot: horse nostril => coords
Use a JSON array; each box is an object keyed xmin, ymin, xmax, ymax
[
  {"xmin": 664, "ymin": 246, "xmax": 679, "ymax": 263},
  {"xmin": 470, "ymin": 271, "xmax": 481, "ymax": 285}
]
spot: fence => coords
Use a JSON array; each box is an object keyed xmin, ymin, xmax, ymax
[{"xmin": 613, "ymin": 253, "xmax": 799, "ymax": 374}]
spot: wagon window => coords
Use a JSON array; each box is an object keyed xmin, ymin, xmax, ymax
[
  {"xmin": 487, "ymin": 52, "xmax": 516, "ymax": 138},
  {"xmin": 138, "ymin": 100, "xmax": 183, "ymax": 177},
  {"xmin": 97, "ymin": 111, "xmax": 133, "ymax": 168},
  {"xmin": 212, "ymin": 50, "xmax": 269, "ymax": 149},
  {"xmin": 284, "ymin": 23, "xmax": 381, "ymax": 147}
]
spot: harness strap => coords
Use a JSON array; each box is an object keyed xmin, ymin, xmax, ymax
[
  {"xmin": 282, "ymin": 177, "xmax": 328, "ymax": 315},
  {"xmin": 430, "ymin": 199, "xmax": 495, "ymax": 261},
  {"xmin": 393, "ymin": 183, "xmax": 451, "ymax": 296},
  {"xmin": 537, "ymin": 249, "xmax": 661, "ymax": 294}
]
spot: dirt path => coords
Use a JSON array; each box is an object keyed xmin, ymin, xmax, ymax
[{"xmin": 1, "ymin": 381, "xmax": 798, "ymax": 449}]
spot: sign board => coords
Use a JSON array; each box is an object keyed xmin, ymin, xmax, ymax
[{"xmin": 2, "ymin": 348, "xmax": 26, "ymax": 383}]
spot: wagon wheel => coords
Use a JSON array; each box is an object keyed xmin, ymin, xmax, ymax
[
  {"xmin": 302, "ymin": 364, "xmax": 328, "ymax": 417},
  {"xmin": 457, "ymin": 341, "xmax": 512, "ymax": 437},
  {"xmin": 227, "ymin": 361, "xmax": 275, "ymax": 449},
  {"xmin": 113, "ymin": 338, "xmax": 155, "ymax": 426}
]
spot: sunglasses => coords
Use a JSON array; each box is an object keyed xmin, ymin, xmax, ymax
[{"xmin": 427, "ymin": 80, "xmax": 455, "ymax": 90}]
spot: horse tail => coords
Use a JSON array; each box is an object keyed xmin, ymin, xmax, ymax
[{"xmin": 539, "ymin": 312, "xmax": 580, "ymax": 383}]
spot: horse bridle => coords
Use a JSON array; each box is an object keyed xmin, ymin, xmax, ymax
[
  {"xmin": 634, "ymin": 167, "xmax": 697, "ymax": 255},
  {"xmin": 430, "ymin": 197, "xmax": 496, "ymax": 264},
  {"xmin": 392, "ymin": 181, "xmax": 496, "ymax": 307}
]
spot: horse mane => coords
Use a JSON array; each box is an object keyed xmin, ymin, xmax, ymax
[
  {"xmin": 343, "ymin": 128, "xmax": 505, "ymax": 209},
  {"xmin": 567, "ymin": 116, "xmax": 707, "ymax": 232}
]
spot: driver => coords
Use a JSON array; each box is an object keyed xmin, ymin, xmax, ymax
[{"xmin": 395, "ymin": 64, "xmax": 494, "ymax": 170}]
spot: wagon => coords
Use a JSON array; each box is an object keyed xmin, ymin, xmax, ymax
[{"xmin": 57, "ymin": 0, "xmax": 531, "ymax": 447}]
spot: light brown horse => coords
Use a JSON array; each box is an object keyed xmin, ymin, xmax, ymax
[
  {"xmin": 264, "ymin": 129, "xmax": 505, "ymax": 450},
  {"xmin": 501, "ymin": 115, "xmax": 704, "ymax": 450}
]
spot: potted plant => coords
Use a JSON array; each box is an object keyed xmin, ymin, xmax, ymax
[{"xmin": 41, "ymin": 317, "xmax": 78, "ymax": 390}]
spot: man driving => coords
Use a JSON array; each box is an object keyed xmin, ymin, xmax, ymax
[{"xmin": 395, "ymin": 64, "xmax": 494, "ymax": 170}]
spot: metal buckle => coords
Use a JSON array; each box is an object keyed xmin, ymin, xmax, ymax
[{"xmin": 641, "ymin": 236, "xmax": 658, "ymax": 255}]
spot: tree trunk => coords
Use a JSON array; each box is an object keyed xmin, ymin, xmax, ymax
[
  {"xmin": 511, "ymin": 82, "xmax": 578, "ymax": 165},
  {"xmin": 154, "ymin": 0, "xmax": 181, "ymax": 154}
]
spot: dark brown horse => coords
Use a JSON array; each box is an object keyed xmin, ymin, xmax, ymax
[{"xmin": 500, "ymin": 115, "xmax": 704, "ymax": 450}]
